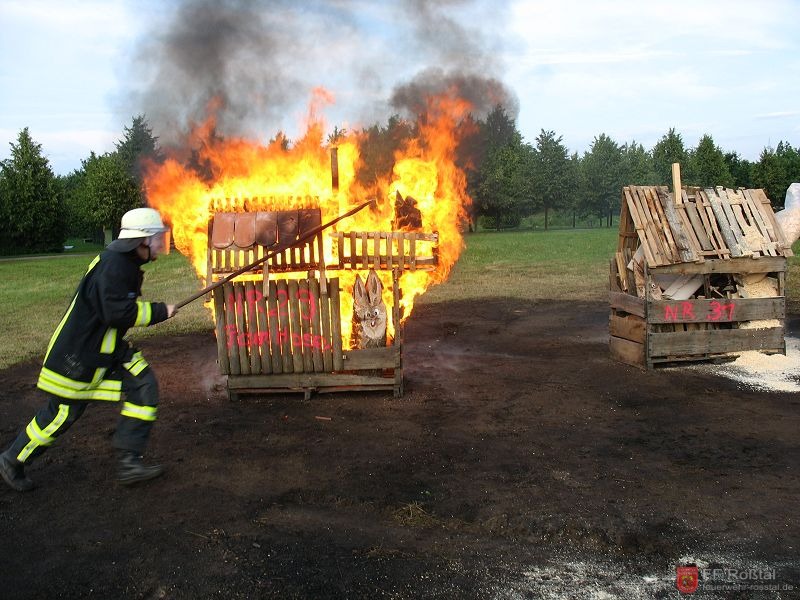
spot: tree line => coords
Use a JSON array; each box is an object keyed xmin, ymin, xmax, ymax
[{"xmin": 1, "ymin": 110, "xmax": 798, "ymax": 254}]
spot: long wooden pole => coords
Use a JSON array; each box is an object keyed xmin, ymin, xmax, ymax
[{"xmin": 175, "ymin": 199, "xmax": 374, "ymax": 309}]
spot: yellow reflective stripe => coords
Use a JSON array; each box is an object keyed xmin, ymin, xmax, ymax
[
  {"xmin": 17, "ymin": 404, "xmax": 70, "ymax": 461},
  {"xmin": 37, "ymin": 379, "xmax": 121, "ymax": 401},
  {"xmin": 39, "ymin": 367, "xmax": 121, "ymax": 392},
  {"xmin": 123, "ymin": 351, "xmax": 149, "ymax": 376},
  {"xmin": 100, "ymin": 328, "xmax": 117, "ymax": 354},
  {"xmin": 121, "ymin": 402, "xmax": 157, "ymax": 422},
  {"xmin": 37, "ymin": 370, "xmax": 122, "ymax": 402},
  {"xmin": 134, "ymin": 301, "xmax": 152, "ymax": 326},
  {"xmin": 43, "ymin": 256, "xmax": 101, "ymax": 364}
]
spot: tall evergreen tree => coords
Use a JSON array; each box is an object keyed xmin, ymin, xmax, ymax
[
  {"xmin": 724, "ymin": 152, "xmax": 753, "ymax": 189},
  {"xmin": 530, "ymin": 130, "xmax": 573, "ymax": 229},
  {"xmin": 0, "ymin": 128, "xmax": 65, "ymax": 254},
  {"xmin": 115, "ymin": 115, "xmax": 161, "ymax": 182},
  {"xmin": 652, "ymin": 128, "xmax": 688, "ymax": 185},
  {"xmin": 689, "ymin": 134, "xmax": 733, "ymax": 187},
  {"xmin": 581, "ymin": 134, "xmax": 624, "ymax": 226},
  {"xmin": 621, "ymin": 141, "xmax": 656, "ymax": 185}
]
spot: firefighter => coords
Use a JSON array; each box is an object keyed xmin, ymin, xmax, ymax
[{"xmin": 0, "ymin": 208, "xmax": 177, "ymax": 491}]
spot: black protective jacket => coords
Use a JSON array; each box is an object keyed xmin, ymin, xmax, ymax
[{"xmin": 37, "ymin": 248, "xmax": 168, "ymax": 401}]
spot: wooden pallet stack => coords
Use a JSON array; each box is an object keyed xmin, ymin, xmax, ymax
[{"xmin": 610, "ymin": 169, "xmax": 793, "ymax": 369}]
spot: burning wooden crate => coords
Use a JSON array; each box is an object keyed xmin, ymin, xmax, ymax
[
  {"xmin": 207, "ymin": 206, "xmax": 438, "ymax": 399},
  {"xmin": 609, "ymin": 182, "xmax": 793, "ymax": 369}
]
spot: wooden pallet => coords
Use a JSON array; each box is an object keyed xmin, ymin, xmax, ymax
[
  {"xmin": 213, "ymin": 274, "xmax": 404, "ymax": 399},
  {"xmin": 621, "ymin": 186, "xmax": 791, "ymax": 271},
  {"xmin": 333, "ymin": 231, "xmax": 438, "ymax": 271}
]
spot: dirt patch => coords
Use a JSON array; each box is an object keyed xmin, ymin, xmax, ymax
[{"xmin": 1, "ymin": 298, "xmax": 798, "ymax": 598}]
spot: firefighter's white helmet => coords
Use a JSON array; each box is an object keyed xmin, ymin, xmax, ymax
[{"xmin": 118, "ymin": 207, "xmax": 168, "ymax": 239}]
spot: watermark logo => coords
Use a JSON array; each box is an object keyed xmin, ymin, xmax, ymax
[{"xmin": 676, "ymin": 565, "xmax": 699, "ymax": 594}]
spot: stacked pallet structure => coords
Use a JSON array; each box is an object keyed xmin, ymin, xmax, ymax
[
  {"xmin": 207, "ymin": 203, "xmax": 438, "ymax": 399},
  {"xmin": 610, "ymin": 170, "xmax": 793, "ymax": 369}
]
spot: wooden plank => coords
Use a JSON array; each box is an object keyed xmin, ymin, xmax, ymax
[
  {"xmin": 360, "ymin": 231, "xmax": 368, "ymax": 269},
  {"xmin": 609, "ymin": 313, "xmax": 646, "ymax": 343},
  {"xmin": 671, "ymin": 163, "xmax": 682, "ymax": 205},
  {"xmin": 656, "ymin": 188, "xmax": 695, "ymax": 262},
  {"xmin": 349, "ymin": 231, "xmax": 357, "ymax": 269},
  {"xmin": 706, "ymin": 188, "xmax": 743, "ymax": 257},
  {"xmin": 371, "ymin": 232, "xmax": 380, "ymax": 269},
  {"xmin": 739, "ymin": 189, "xmax": 775, "ymax": 255},
  {"xmin": 267, "ymin": 280, "xmax": 282, "ymax": 374},
  {"xmin": 645, "ymin": 186, "xmax": 680, "ymax": 262},
  {"xmin": 309, "ymin": 278, "xmax": 324, "ymax": 373},
  {"xmin": 387, "ymin": 230, "xmax": 394, "ymax": 268},
  {"xmin": 623, "ymin": 187, "xmax": 658, "ymax": 266},
  {"xmin": 682, "ymin": 201, "xmax": 714, "ymax": 251},
  {"xmin": 244, "ymin": 280, "xmax": 261, "ymax": 374},
  {"xmin": 648, "ymin": 297, "xmax": 784, "ymax": 324},
  {"xmin": 213, "ymin": 288, "xmax": 230, "ymax": 375},
  {"xmin": 392, "ymin": 268, "xmax": 403, "ymax": 397},
  {"xmin": 409, "ymin": 232, "xmax": 417, "ymax": 271},
  {"xmin": 288, "ymin": 280, "xmax": 305, "ymax": 373},
  {"xmin": 650, "ymin": 256, "xmax": 786, "ymax": 275},
  {"xmin": 717, "ymin": 188, "xmax": 752, "ymax": 255},
  {"xmin": 277, "ymin": 279, "xmax": 293, "ymax": 373},
  {"xmin": 331, "ymin": 277, "xmax": 344, "ymax": 371},
  {"xmin": 342, "ymin": 346, "xmax": 397, "ymax": 370},
  {"xmin": 255, "ymin": 280, "xmax": 271, "ymax": 375},
  {"xmin": 298, "ymin": 279, "xmax": 314, "ymax": 372},
  {"xmin": 614, "ymin": 252, "xmax": 628, "ymax": 292},
  {"xmin": 319, "ymin": 277, "xmax": 333, "ymax": 372},
  {"xmin": 223, "ymin": 283, "xmax": 241, "ymax": 375},
  {"xmin": 649, "ymin": 327, "xmax": 784, "ymax": 357},
  {"xmin": 609, "ymin": 291, "xmax": 646, "ymax": 317},
  {"xmin": 632, "ymin": 187, "xmax": 668, "ymax": 265},
  {"xmin": 609, "ymin": 336, "xmax": 645, "ymax": 368},
  {"xmin": 234, "ymin": 282, "xmax": 250, "ymax": 375},
  {"xmin": 396, "ymin": 233, "xmax": 404, "ymax": 270},
  {"xmin": 698, "ymin": 191, "xmax": 730, "ymax": 258},
  {"xmin": 228, "ymin": 373, "xmax": 394, "ymax": 389},
  {"xmin": 337, "ymin": 232, "xmax": 345, "ymax": 269}
]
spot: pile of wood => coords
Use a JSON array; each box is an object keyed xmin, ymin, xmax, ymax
[{"xmin": 609, "ymin": 172, "xmax": 792, "ymax": 369}]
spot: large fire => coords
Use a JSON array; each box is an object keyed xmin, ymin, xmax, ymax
[{"xmin": 144, "ymin": 90, "xmax": 472, "ymax": 345}]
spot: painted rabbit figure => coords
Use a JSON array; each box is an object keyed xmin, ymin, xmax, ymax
[{"xmin": 352, "ymin": 270, "xmax": 387, "ymax": 349}]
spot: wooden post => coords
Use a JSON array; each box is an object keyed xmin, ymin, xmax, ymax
[
  {"xmin": 392, "ymin": 268, "xmax": 403, "ymax": 397},
  {"xmin": 213, "ymin": 288, "xmax": 230, "ymax": 375},
  {"xmin": 309, "ymin": 278, "xmax": 324, "ymax": 372},
  {"xmin": 223, "ymin": 282, "xmax": 241, "ymax": 376},
  {"xmin": 330, "ymin": 147, "xmax": 339, "ymax": 192},
  {"xmin": 256, "ymin": 280, "xmax": 271, "ymax": 375},
  {"xmin": 244, "ymin": 280, "xmax": 260, "ymax": 374},
  {"xmin": 234, "ymin": 282, "xmax": 250, "ymax": 375},
  {"xmin": 298, "ymin": 279, "xmax": 314, "ymax": 373},
  {"xmin": 288, "ymin": 279, "xmax": 304, "ymax": 373},
  {"xmin": 672, "ymin": 163, "xmax": 682, "ymax": 206},
  {"xmin": 267, "ymin": 280, "xmax": 282, "ymax": 374},
  {"xmin": 331, "ymin": 278, "xmax": 344, "ymax": 371},
  {"xmin": 320, "ymin": 276, "xmax": 333, "ymax": 372},
  {"xmin": 277, "ymin": 279, "xmax": 293, "ymax": 373}
]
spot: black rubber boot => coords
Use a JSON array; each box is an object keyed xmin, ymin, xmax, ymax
[
  {"xmin": 0, "ymin": 449, "xmax": 34, "ymax": 492},
  {"xmin": 117, "ymin": 451, "xmax": 164, "ymax": 486}
]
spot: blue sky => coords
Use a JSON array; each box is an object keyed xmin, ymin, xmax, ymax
[{"xmin": 1, "ymin": 0, "xmax": 799, "ymax": 175}]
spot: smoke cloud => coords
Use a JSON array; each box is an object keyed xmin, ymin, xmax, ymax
[{"xmin": 124, "ymin": 0, "xmax": 518, "ymax": 145}]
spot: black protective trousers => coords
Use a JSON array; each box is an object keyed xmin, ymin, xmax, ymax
[{"xmin": 6, "ymin": 367, "xmax": 159, "ymax": 464}]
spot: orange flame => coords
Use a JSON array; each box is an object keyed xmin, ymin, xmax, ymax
[{"xmin": 144, "ymin": 90, "xmax": 472, "ymax": 345}]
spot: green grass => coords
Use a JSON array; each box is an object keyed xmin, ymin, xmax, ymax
[
  {"xmin": 0, "ymin": 252, "xmax": 211, "ymax": 369},
  {"xmin": 2, "ymin": 228, "xmax": 800, "ymax": 369},
  {"xmin": 418, "ymin": 228, "xmax": 618, "ymax": 304}
]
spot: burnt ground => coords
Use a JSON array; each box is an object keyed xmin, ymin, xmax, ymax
[{"xmin": 0, "ymin": 298, "xmax": 798, "ymax": 599}]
